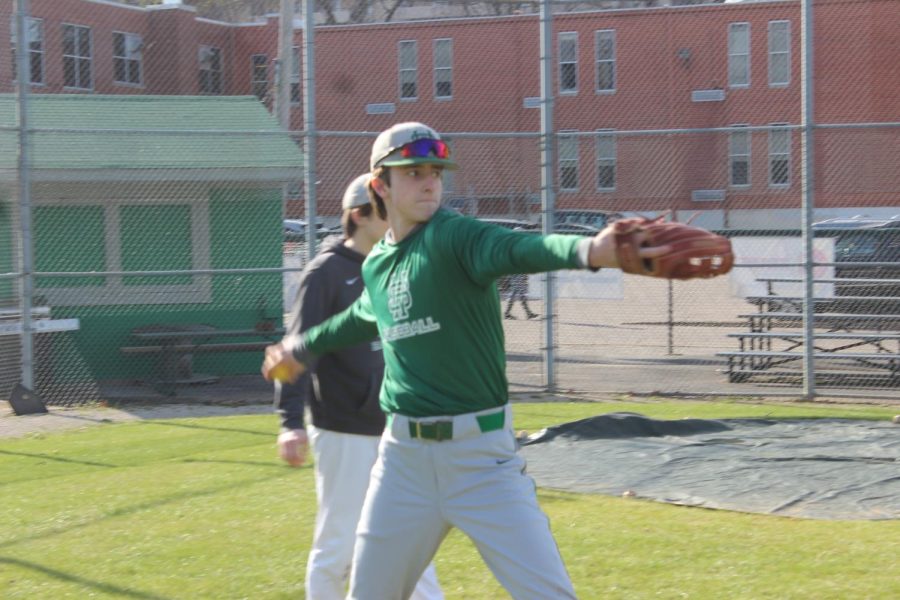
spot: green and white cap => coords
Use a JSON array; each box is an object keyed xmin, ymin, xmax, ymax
[
  {"xmin": 369, "ymin": 121, "xmax": 457, "ymax": 171},
  {"xmin": 341, "ymin": 173, "xmax": 371, "ymax": 210}
]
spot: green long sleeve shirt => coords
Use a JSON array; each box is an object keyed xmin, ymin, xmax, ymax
[{"xmin": 295, "ymin": 209, "xmax": 590, "ymax": 417}]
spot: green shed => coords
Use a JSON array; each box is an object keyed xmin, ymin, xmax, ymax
[{"xmin": 0, "ymin": 94, "xmax": 302, "ymax": 384}]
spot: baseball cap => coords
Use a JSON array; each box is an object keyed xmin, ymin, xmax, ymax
[
  {"xmin": 369, "ymin": 122, "xmax": 457, "ymax": 171},
  {"xmin": 341, "ymin": 173, "xmax": 371, "ymax": 210}
]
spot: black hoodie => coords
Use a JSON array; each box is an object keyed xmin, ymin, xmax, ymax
[{"xmin": 275, "ymin": 236, "xmax": 385, "ymax": 435}]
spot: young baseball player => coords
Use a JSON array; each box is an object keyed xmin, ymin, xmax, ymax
[
  {"xmin": 276, "ymin": 174, "xmax": 442, "ymax": 600},
  {"xmin": 264, "ymin": 122, "xmax": 673, "ymax": 599}
]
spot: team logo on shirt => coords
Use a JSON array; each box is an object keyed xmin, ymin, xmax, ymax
[
  {"xmin": 384, "ymin": 267, "xmax": 441, "ymax": 342},
  {"xmin": 387, "ymin": 268, "xmax": 413, "ymax": 321}
]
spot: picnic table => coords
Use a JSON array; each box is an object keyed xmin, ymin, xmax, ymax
[{"xmin": 121, "ymin": 324, "xmax": 285, "ymax": 395}]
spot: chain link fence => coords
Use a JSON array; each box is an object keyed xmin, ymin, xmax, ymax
[{"xmin": 3, "ymin": 0, "xmax": 899, "ymax": 406}]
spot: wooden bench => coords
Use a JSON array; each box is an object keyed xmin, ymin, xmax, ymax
[{"xmin": 120, "ymin": 325, "xmax": 285, "ymax": 395}]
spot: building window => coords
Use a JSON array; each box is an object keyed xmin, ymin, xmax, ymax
[
  {"xmin": 63, "ymin": 24, "xmax": 92, "ymax": 90},
  {"xmin": 768, "ymin": 20, "xmax": 790, "ymax": 87},
  {"xmin": 728, "ymin": 22, "xmax": 750, "ymax": 88},
  {"xmin": 113, "ymin": 32, "xmax": 143, "ymax": 86},
  {"xmin": 729, "ymin": 125, "xmax": 751, "ymax": 187},
  {"xmin": 558, "ymin": 132, "xmax": 578, "ymax": 191},
  {"xmin": 399, "ymin": 40, "xmax": 417, "ymax": 100},
  {"xmin": 250, "ymin": 54, "xmax": 268, "ymax": 100},
  {"xmin": 768, "ymin": 124, "xmax": 790, "ymax": 187},
  {"xmin": 559, "ymin": 32, "xmax": 577, "ymax": 94},
  {"xmin": 198, "ymin": 45, "xmax": 222, "ymax": 94},
  {"xmin": 595, "ymin": 30, "xmax": 615, "ymax": 93},
  {"xmin": 291, "ymin": 46, "xmax": 301, "ymax": 104},
  {"xmin": 434, "ymin": 38, "xmax": 452, "ymax": 99},
  {"xmin": 596, "ymin": 130, "xmax": 616, "ymax": 191},
  {"xmin": 33, "ymin": 201, "xmax": 211, "ymax": 307},
  {"xmin": 11, "ymin": 17, "xmax": 44, "ymax": 84}
]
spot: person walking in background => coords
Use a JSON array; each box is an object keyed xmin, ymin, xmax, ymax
[
  {"xmin": 504, "ymin": 272, "xmax": 538, "ymax": 319},
  {"xmin": 275, "ymin": 173, "xmax": 443, "ymax": 600}
]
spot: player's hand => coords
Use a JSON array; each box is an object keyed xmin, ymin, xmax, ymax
[
  {"xmin": 261, "ymin": 342, "xmax": 306, "ymax": 383},
  {"xmin": 277, "ymin": 429, "xmax": 308, "ymax": 467},
  {"xmin": 587, "ymin": 223, "xmax": 671, "ymax": 269}
]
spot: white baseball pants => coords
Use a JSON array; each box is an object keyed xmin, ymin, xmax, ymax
[
  {"xmin": 347, "ymin": 405, "xmax": 577, "ymax": 600},
  {"xmin": 306, "ymin": 426, "xmax": 443, "ymax": 600}
]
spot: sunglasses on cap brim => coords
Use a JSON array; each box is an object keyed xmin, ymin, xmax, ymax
[{"xmin": 396, "ymin": 138, "xmax": 451, "ymax": 161}]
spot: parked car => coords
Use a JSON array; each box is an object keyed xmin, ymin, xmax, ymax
[
  {"xmin": 812, "ymin": 215, "xmax": 900, "ymax": 294},
  {"xmin": 476, "ymin": 218, "xmax": 539, "ymax": 231},
  {"xmin": 553, "ymin": 209, "xmax": 620, "ymax": 230},
  {"xmin": 283, "ymin": 218, "xmax": 337, "ymax": 242}
]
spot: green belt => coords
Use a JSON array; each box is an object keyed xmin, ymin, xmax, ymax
[{"xmin": 402, "ymin": 408, "xmax": 505, "ymax": 442}]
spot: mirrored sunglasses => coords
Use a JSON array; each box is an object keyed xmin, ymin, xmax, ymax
[{"xmin": 398, "ymin": 138, "xmax": 451, "ymax": 160}]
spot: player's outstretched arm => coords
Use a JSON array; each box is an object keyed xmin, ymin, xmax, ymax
[
  {"xmin": 262, "ymin": 342, "xmax": 307, "ymax": 383},
  {"xmin": 587, "ymin": 223, "xmax": 671, "ymax": 270}
]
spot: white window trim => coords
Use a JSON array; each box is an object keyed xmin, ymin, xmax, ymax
[
  {"xmin": 112, "ymin": 31, "xmax": 143, "ymax": 88},
  {"xmin": 11, "ymin": 17, "xmax": 45, "ymax": 86},
  {"xmin": 199, "ymin": 44, "xmax": 223, "ymax": 95},
  {"xmin": 558, "ymin": 130, "xmax": 579, "ymax": 192},
  {"xmin": 398, "ymin": 39, "xmax": 418, "ymax": 101},
  {"xmin": 558, "ymin": 32, "xmax": 578, "ymax": 95},
  {"xmin": 290, "ymin": 46, "xmax": 301, "ymax": 105},
  {"xmin": 768, "ymin": 20, "xmax": 791, "ymax": 87},
  {"xmin": 62, "ymin": 22, "xmax": 93, "ymax": 91},
  {"xmin": 34, "ymin": 198, "xmax": 212, "ymax": 307},
  {"xmin": 595, "ymin": 129, "xmax": 616, "ymax": 192},
  {"xmin": 250, "ymin": 53, "xmax": 268, "ymax": 99},
  {"xmin": 594, "ymin": 29, "xmax": 616, "ymax": 94},
  {"xmin": 728, "ymin": 22, "xmax": 750, "ymax": 89},
  {"xmin": 768, "ymin": 123, "xmax": 791, "ymax": 188},
  {"xmin": 729, "ymin": 124, "xmax": 751, "ymax": 188},
  {"xmin": 433, "ymin": 38, "xmax": 453, "ymax": 100}
]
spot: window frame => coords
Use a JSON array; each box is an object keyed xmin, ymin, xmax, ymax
[
  {"xmin": 594, "ymin": 29, "xmax": 616, "ymax": 94},
  {"xmin": 11, "ymin": 17, "xmax": 45, "ymax": 85},
  {"xmin": 768, "ymin": 123, "xmax": 791, "ymax": 188},
  {"xmin": 290, "ymin": 46, "xmax": 301, "ymax": 104},
  {"xmin": 112, "ymin": 31, "xmax": 143, "ymax": 87},
  {"xmin": 558, "ymin": 31, "xmax": 578, "ymax": 95},
  {"xmin": 595, "ymin": 129, "xmax": 616, "ymax": 192},
  {"xmin": 729, "ymin": 124, "xmax": 751, "ymax": 188},
  {"xmin": 250, "ymin": 53, "xmax": 268, "ymax": 100},
  {"xmin": 558, "ymin": 131, "xmax": 579, "ymax": 192},
  {"xmin": 433, "ymin": 38, "xmax": 453, "ymax": 100},
  {"xmin": 728, "ymin": 22, "xmax": 750, "ymax": 89},
  {"xmin": 62, "ymin": 22, "xmax": 93, "ymax": 91},
  {"xmin": 398, "ymin": 39, "xmax": 418, "ymax": 101},
  {"xmin": 768, "ymin": 20, "xmax": 791, "ymax": 87},
  {"xmin": 32, "ymin": 197, "xmax": 212, "ymax": 307},
  {"xmin": 198, "ymin": 44, "xmax": 223, "ymax": 95}
]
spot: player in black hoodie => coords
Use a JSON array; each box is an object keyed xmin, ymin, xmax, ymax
[{"xmin": 275, "ymin": 174, "xmax": 443, "ymax": 600}]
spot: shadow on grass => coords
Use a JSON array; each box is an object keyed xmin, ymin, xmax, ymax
[
  {"xmin": 0, "ymin": 471, "xmax": 288, "ymax": 551},
  {"xmin": 0, "ymin": 555, "xmax": 172, "ymax": 599},
  {"xmin": 140, "ymin": 419, "xmax": 271, "ymax": 437},
  {"xmin": 0, "ymin": 449, "xmax": 116, "ymax": 468}
]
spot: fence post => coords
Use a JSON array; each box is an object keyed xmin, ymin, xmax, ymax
[
  {"xmin": 15, "ymin": 0, "xmax": 34, "ymax": 391},
  {"xmin": 539, "ymin": 0, "xmax": 556, "ymax": 391},
  {"xmin": 302, "ymin": 0, "xmax": 317, "ymax": 262},
  {"xmin": 800, "ymin": 0, "xmax": 816, "ymax": 400}
]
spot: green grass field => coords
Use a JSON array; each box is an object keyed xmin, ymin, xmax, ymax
[{"xmin": 1, "ymin": 399, "xmax": 898, "ymax": 599}]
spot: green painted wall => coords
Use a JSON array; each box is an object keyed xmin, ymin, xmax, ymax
[{"xmin": 39, "ymin": 186, "xmax": 284, "ymax": 381}]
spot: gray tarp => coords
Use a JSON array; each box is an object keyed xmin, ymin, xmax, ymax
[{"xmin": 519, "ymin": 413, "xmax": 900, "ymax": 520}]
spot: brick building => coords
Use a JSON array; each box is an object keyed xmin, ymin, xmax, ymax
[{"xmin": 3, "ymin": 0, "xmax": 898, "ymax": 227}]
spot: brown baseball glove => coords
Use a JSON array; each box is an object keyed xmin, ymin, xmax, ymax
[{"xmin": 613, "ymin": 216, "xmax": 734, "ymax": 280}]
